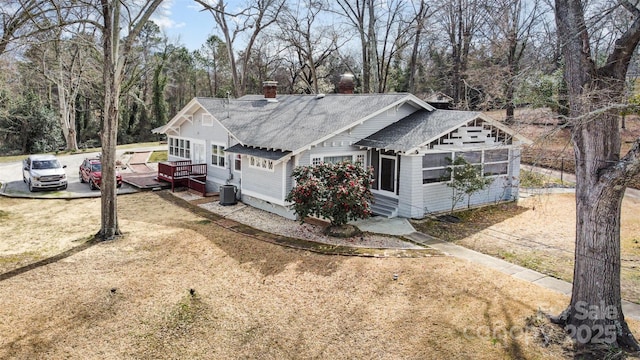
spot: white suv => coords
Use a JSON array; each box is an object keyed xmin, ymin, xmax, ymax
[{"xmin": 22, "ymin": 154, "xmax": 68, "ymax": 192}]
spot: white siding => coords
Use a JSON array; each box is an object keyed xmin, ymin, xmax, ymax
[
  {"xmin": 297, "ymin": 151, "xmax": 311, "ymax": 166},
  {"xmin": 397, "ymin": 155, "xmax": 424, "ymax": 218},
  {"xmin": 242, "ymin": 161, "xmax": 285, "ymax": 202},
  {"xmin": 285, "ymin": 157, "xmax": 294, "ymax": 196},
  {"xmin": 510, "ymin": 148, "xmax": 521, "ymax": 199},
  {"xmin": 423, "ymin": 176, "xmax": 515, "ymax": 214},
  {"xmin": 170, "ymin": 106, "xmax": 241, "ymax": 193}
]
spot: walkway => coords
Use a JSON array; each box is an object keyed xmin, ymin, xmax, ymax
[
  {"xmin": 349, "ymin": 215, "xmax": 640, "ymax": 320},
  {"xmin": 404, "ymin": 231, "xmax": 640, "ymax": 320}
]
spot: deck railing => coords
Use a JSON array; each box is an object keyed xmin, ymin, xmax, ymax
[{"xmin": 157, "ymin": 160, "xmax": 208, "ymax": 194}]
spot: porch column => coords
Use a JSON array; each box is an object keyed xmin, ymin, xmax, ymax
[{"xmin": 397, "ymin": 155, "xmax": 424, "ymax": 218}]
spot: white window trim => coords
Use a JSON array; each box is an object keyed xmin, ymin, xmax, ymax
[
  {"xmin": 249, "ymin": 156, "xmax": 275, "ymax": 172},
  {"xmin": 211, "ymin": 143, "xmax": 226, "ymax": 169},
  {"xmin": 191, "ymin": 139, "xmax": 206, "ymax": 163},
  {"xmin": 234, "ymin": 154, "xmax": 242, "ymax": 172},
  {"xmin": 310, "ymin": 151, "xmax": 367, "ymax": 166},
  {"xmin": 482, "ymin": 149, "xmax": 510, "ymax": 177},
  {"xmin": 202, "ymin": 114, "xmax": 214, "ymax": 126},
  {"xmin": 422, "ymin": 149, "xmax": 511, "ymax": 186},
  {"xmin": 168, "ymin": 136, "xmax": 192, "ymax": 160}
]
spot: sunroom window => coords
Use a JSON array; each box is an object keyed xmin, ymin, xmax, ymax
[{"xmin": 422, "ymin": 152, "xmax": 451, "ymax": 184}]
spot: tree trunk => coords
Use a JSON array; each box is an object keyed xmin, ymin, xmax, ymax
[
  {"xmin": 504, "ymin": 65, "xmax": 516, "ymax": 124},
  {"xmin": 553, "ymin": 0, "xmax": 640, "ymax": 351},
  {"xmin": 97, "ymin": 0, "xmax": 162, "ymax": 240},
  {"xmin": 98, "ymin": 0, "xmax": 121, "ymax": 240},
  {"xmin": 99, "ymin": 90, "xmax": 120, "ymax": 239},
  {"xmin": 553, "ymin": 111, "xmax": 640, "ymax": 351},
  {"xmin": 407, "ymin": 1, "xmax": 426, "ymax": 93}
]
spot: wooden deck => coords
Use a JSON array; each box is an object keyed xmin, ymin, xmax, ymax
[{"xmin": 157, "ymin": 160, "xmax": 208, "ymax": 196}]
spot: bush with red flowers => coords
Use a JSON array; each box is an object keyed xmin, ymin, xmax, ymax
[{"xmin": 286, "ymin": 161, "xmax": 374, "ymax": 226}]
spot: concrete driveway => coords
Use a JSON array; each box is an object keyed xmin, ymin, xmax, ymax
[{"xmin": 0, "ymin": 146, "xmax": 165, "ymax": 199}]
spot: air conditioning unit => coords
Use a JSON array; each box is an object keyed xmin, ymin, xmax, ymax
[{"xmin": 219, "ymin": 184, "xmax": 237, "ymax": 206}]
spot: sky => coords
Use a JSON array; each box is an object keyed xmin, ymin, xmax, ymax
[{"xmin": 152, "ymin": 0, "xmax": 222, "ymax": 51}]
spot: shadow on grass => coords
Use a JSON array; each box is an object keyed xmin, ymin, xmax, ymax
[
  {"xmin": 411, "ymin": 202, "xmax": 530, "ymax": 242},
  {"xmin": 0, "ymin": 237, "xmax": 97, "ymax": 282},
  {"xmin": 155, "ymin": 191, "xmax": 349, "ymax": 277}
]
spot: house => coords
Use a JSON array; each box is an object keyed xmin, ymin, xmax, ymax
[
  {"xmin": 422, "ymin": 91, "xmax": 454, "ymax": 110},
  {"xmin": 154, "ymin": 77, "xmax": 529, "ymax": 220}
]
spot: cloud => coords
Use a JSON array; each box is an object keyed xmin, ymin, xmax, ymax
[{"xmin": 152, "ymin": 0, "xmax": 184, "ymax": 30}]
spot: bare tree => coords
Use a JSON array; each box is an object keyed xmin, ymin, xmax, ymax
[
  {"xmin": 334, "ymin": 0, "xmax": 374, "ymax": 93},
  {"xmin": 372, "ymin": 0, "xmax": 413, "ymax": 93},
  {"xmin": 98, "ymin": 0, "xmax": 164, "ymax": 240},
  {"xmin": 277, "ymin": 0, "xmax": 340, "ymax": 94},
  {"xmin": 482, "ymin": 0, "xmax": 544, "ymax": 123},
  {"xmin": 334, "ymin": 0, "xmax": 414, "ymax": 93},
  {"xmin": 194, "ymin": 0, "xmax": 286, "ymax": 97},
  {"xmin": 0, "ymin": 0, "xmax": 55, "ymax": 55},
  {"xmin": 406, "ymin": 0, "xmax": 435, "ymax": 93},
  {"xmin": 551, "ymin": 0, "xmax": 640, "ymax": 352},
  {"xmin": 42, "ymin": 27, "xmax": 97, "ymax": 151},
  {"xmin": 440, "ymin": 0, "xmax": 481, "ymax": 107}
]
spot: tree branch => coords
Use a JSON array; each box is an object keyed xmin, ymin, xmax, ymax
[{"xmin": 599, "ymin": 0, "xmax": 640, "ymax": 78}]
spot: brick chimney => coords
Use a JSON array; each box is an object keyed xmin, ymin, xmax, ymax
[
  {"xmin": 338, "ymin": 73, "xmax": 355, "ymax": 94},
  {"xmin": 263, "ymin": 81, "xmax": 278, "ymax": 99}
]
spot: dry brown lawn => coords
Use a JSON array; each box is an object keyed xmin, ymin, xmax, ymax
[
  {"xmin": 0, "ymin": 191, "xmax": 612, "ymax": 359},
  {"xmin": 412, "ymin": 192, "xmax": 640, "ymax": 304}
]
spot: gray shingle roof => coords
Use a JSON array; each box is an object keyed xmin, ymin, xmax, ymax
[
  {"xmin": 355, "ymin": 109, "xmax": 482, "ymax": 152},
  {"xmin": 225, "ymin": 144, "xmax": 291, "ymax": 161},
  {"xmin": 196, "ymin": 94, "xmax": 412, "ymax": 152}
]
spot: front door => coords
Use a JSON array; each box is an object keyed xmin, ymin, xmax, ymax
[
  {"xmin": 193, "ymin": 142, "xmax": 205, "ymax": 164},
  {"xmin": 379, "ymin": 155, "xmax": 396, "ymax": 195}
]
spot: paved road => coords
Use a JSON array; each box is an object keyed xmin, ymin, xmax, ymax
[
  {"xmin": 0, "ymin": 146, "xmax": 165, "ymax": 199},
  {"xmin": 522, "ymin": 164, "xmax": 640, "ymax": 200}
]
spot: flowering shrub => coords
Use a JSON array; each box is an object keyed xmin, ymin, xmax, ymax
[{"xmin": 286, "ymin": 161, "xmax": 374, "ymax": 226}]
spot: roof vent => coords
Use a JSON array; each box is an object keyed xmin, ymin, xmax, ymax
[{"xmin": 316, "ymin": 93, "xmax": 325, "ymax": 99}]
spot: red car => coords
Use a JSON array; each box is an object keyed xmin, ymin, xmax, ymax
[{"xmin": 79, "ymin": 158, "xmax": 123, "ymax": 190}]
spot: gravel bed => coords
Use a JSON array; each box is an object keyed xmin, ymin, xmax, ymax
[{"xmin": 173, "ymin": 192, "xmax": 422, "ymax": 249}]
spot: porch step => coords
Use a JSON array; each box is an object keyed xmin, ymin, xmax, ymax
[{"xmin": 371, "ymin": 193, "xmax": 399, "ymax": 218}]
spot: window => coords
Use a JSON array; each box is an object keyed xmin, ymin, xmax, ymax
[
  {"xmin": 202, "ymin": 114, "xmax": 214, "ymax": 126},
  {"xmin": 460, "ymin": 151, "xmax": 482, "ymax": 164},
  {"xmin": 485, "ymin": 149, "xmax": 509, "ymax": 162},
  {"xmin": 310, "ymin": 153, "xmax": 366, "ymax": 166},
  {"xmin": 168, "ymin": 137, "xmax": 190, "ymax": 159},
  {"xmin": 422, "ymin": 153, "xmax": 450, "ymax": 168},
  {"xmin": 484, "ymin": 163, "xmax": 508, "ymax": 176},
  {"xmin": 483, "ymin": 149, "xmax": 509, "ymax": 176},
  {"xmin": 422, "ymin": 152, "xmax": 452, "ymax": 184},
  {"xmin": 249, "ymin": 156, "xmax": 274, "ymax": 171},
  {"xmin": 211, "ymin": 144, "xmax": 225, "ymax": 167},
  {"xmin": 324, "ymin": 155, "xmax": 352, "ymax": 164},
  {"xmin": 422, "ymin": 149, "xmax": 510, "ymax": 184},
  {"xmin": 234, "ymin": 154, "xmax": 242, "ymax": 172},
  {"xmin": 423, "ymin": 168, "xmax": 450, "ymax": 183}
]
